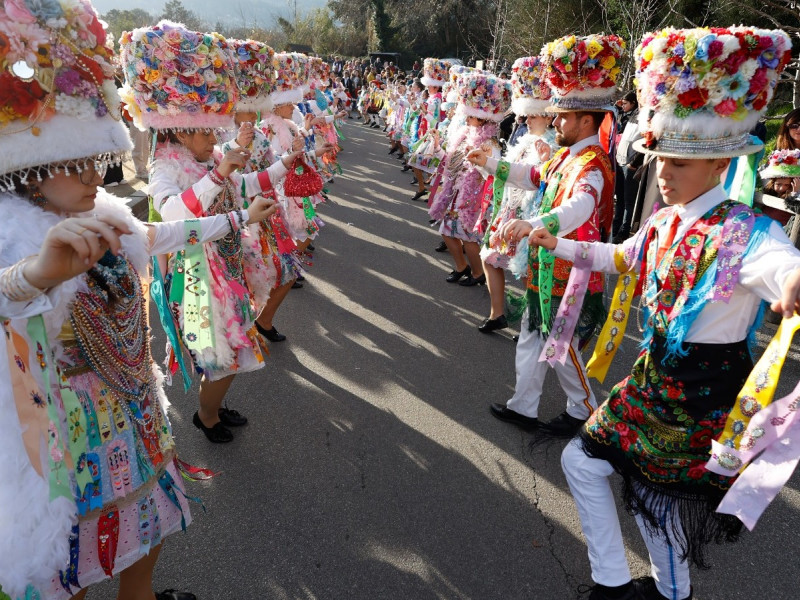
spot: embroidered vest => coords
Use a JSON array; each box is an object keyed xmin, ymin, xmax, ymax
[{"xmin": 527, "ymin": 144, "xmax": 614, "ymax": 297}]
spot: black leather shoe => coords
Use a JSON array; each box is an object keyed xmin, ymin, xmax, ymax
[
  {"xmin": 256, "ymin": 322, "xmax": 287, "ymax": 342},
  {"xmin": 156, "ymin": 590, "xmax": 198, "ymax": 600},
  {"xmin": 192, "ymin": 412, "xmax": 233, "ymax": 443},
  {"xmin": 445, "ymin": 266, "xmax": 470, "ymax": 283},
  {"xmin": 458, "ymin": 273, "xmax": 486, "ymax": 286},
  {"xmin": 634, "ymin": 577, "xmax": 693, "ymax": 600},
  {"xmin": 490, "ymin": 403, "xmax": 539, "ymax": 430},
  {"xmin": 296, "ymin": 274, "xmax": 306, "ymax": 281},
  {"xmin": 434, "ymin": 241, "xmax": 448, "ymax": 253},
  {"xmin": 291, "ymin": 280, "xmax": 303, "ymax": 289},
  {"xmin": 389, "ymin": 147, "xmax": 397, "ymax": 155},
  {"xmin": 543, "ymin": 411, "xmax": 586, "ymax": 438},
  {"xmin": 577, "ymin": 581, "xmax": 638, "ymax": 600},
  {"xmin": 401, "ymin": 164, "xmax": 411, "ymax": 172},
  {"xmin": 512, "ymin": 335, "xmax": 519, "ymax": 342},
  {"xmin": 411, "ymin": 189, "xmax": 428, "ymax": 201},
  {"xmin": 478, "ymin": 315, "xmax": 508, "ymax": 333},
  {"xmin": 218, "ymin": 406, "xmax": 248, "ymax": 427},
  {"xmin": 307, "ymin": 244, "xmax": 315, "ymax": 252}
]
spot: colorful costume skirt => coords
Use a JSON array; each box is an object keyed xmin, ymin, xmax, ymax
[
  {"xmin": 44, "ymin": 460, "xmax": 191, "ymax": 599},
  {"xmin": 579, "ymin": 336, "xmax": 752, "ymax": 567},
  {"xmin": 439, "ymin": 210, "xmax": 482, "ymax": 243}
]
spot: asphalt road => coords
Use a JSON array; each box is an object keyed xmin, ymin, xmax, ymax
[{"xmin": 93, "ymin": 120, "xmax": 800, "ymax": 600}]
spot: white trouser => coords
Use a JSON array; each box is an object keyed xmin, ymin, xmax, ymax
[
  {"xmin": 506, "ymin": 309, "xmax": 596, "ymax": 419},
  {"xmin": 561, "ymin": 439, "xmax": 692, "ymax": 600},
  {"xmin": 129, "ymin": 124, "xmax": 151, "ymax": 178}
]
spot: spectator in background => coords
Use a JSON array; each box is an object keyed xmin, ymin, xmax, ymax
[
  {"xmin": 612, "ymin": 91, "xmax": 642, "ymax": 243},
  {"xmin": 776, "ymin": 108, "xmax": 800, "ymax": 150},
  {"xmin": 508, "ymin": 114, "xmax": 528, "ymax": 147}
]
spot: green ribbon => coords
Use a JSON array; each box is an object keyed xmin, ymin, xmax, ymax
[
  {"xmin": 26, "ymin": 316, "xmax": 72, "ymax": 502},
  {"xmin": 150, "ymin": 257, "xmax": 192, "ymax": 391},
  {"xmin": 303, "ymin": 197, "xmax": 317, "ymax": 235},
  {"xmin": 59, "ymin": 386, "xmax": 92, "ymax": 497},
  {"xmin": 148, "ymin": 196, "xmax": 163, "ymax": 223},
  {"xmin": 534, "ymin": 173, "xmax": 562, "ymax": 333},
  {"xmin": 176, "ymin": 220, "xmax": 215, "ymax": 362},
  {"xmin": 482, "ymin": 160, "xmax": 511, "ymax": 247}
]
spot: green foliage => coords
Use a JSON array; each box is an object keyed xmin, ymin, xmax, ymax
[
  {"xmin": 102, "ymin": 8, "xmax": 153, "ymax": 49},
  {"xmin": 161, "ymin": 0, "xmax": 203, "ymax": 30}
]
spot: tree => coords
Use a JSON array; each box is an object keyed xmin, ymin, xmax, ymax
[
  {"xmin": 160, "ymin": 0, "xmax": 204, "ymax": 31},
  {"xmin": 102, "ymin": 8, "xmax": 153, "ymax": 49}
]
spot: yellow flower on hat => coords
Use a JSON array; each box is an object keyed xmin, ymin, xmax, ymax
[
  {"xmin": 145, "ymin": 69, "xmax": 160, "ymax": 84},
  {"xmin": 642, "ymin": 46, "xmax": 654, "ymax": 62},
  {"xmin": 587, "ymin": 39, "xmax": 603, "ymax": 58},
  {"xmin": 600, "ymin": 55, "xmax": 616, "ymax": 69},
  {"xmin": 564, "ymin": 35, "xmax": 576, "ymax": 49},
  {"xmin": 609, "ymin": 67, "xmax": 621, "ymax": 81}
]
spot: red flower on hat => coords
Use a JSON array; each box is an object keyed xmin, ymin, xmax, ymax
[
  {"xmin": 0, "ymin": 72, "xmax": 46, "ymax": 117},
  {"xmin": 677, "ymin": 86, "xmax": 708, "ymax": 109}
]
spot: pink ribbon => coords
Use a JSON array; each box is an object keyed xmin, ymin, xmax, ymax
[
  {"xmin": 707, "ymin": 379, "xmax": 800, "ymax": 530},
  {"xmin": 539, "ymin": 242, "xmax": 594, "ymax": 366}
]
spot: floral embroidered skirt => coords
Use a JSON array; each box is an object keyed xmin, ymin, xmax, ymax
[{"xmin": 579, "ymin": 336, "xmax": 752, "ymax": 566}]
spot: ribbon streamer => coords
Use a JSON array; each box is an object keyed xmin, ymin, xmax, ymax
[{"xmin": 539, "ymin": 242, "xmax": 594, "ymax": 365}]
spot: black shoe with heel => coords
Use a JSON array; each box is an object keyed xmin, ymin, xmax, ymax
[
  {"xmin": 411, "ymin": 189, "xmax": 428, "ymax": 201},
  {"xmin": 256, "ymin": 322, "xmax": 287, "ymax": 342},
  {"xmin": 459, "ymin": 273, "xmax": 486, "ymax": 286},
  {"xmin": 490, "ymin": 403, "xmax": 539, "ymax": 430},
  {"xmin": 478, "ymin": 315, "xmax": 508, "ymax": 333},
  {"xmin": 192, "ymin": 412, "xmax": 233, "ymax": 443},
  {"xmin": 445, "ymin": 266, "xmax": 471, "ymax": 283},
  {"xmin": 156, "ymin": 590, "xmax": 197, "ymax": 600},
  {"xmin": 218, "ymin": 405, "xmax": 247, "ymax": 426}
]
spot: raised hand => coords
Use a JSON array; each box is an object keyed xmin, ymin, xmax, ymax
[
  {"xmin": 236, "ymin": 121, "xmax": 255, "ymax": 149},
  {"xmin": 527, "ymin": 227, "xmax": 558, "ymax": 251},
  {"xmin": 246, "ymin": 195, "xmax": 279, "ymax": 224},
  {"xmin": 23, "ymin": 215, "xmax": 132, "ymax": 289},
  {"xmin": 466, "ymin": 147, "xmax": 489, "ymax": 167},
  {"xmin": 291, "ymin": 136, "xmax": 306, "ymax": 152},
  {"xmin": 772, "ymin": 267, "xmax": 800, "ymax": 318},
  {"xmin": 217, "ymin": 147, "xmax": 251, "ymax": 177},
  {"xmin": 499, "ymin": 218, "xmax": 534, "ymax": 244}
]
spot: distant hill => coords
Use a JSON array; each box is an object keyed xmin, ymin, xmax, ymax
[{"xmin": 92, "ymin": 0, "xmax": 327, "ymax": 27}]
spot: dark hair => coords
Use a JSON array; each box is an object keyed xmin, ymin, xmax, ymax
[
  {"xmin": 776, "ymin": 108, "xmax": 800, "ymax": 150},
  {"xmin": 575, "ymin": 110, "xmax": 606, "ymax": 130},
  {"xmin": 622, "ymin": 91, "xmax": 637, "ymax": 106}
]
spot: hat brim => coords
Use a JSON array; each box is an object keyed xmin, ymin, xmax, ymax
[
  {"xmin": 420, "ymin": 76, "xmax": 445, "ymax": 87},
  {"xmin": 632, "ymin": 138, "xmax": 763, "ymax": 159},
  {"xmin": 546, "ymin": 104, "xmax": 615, "ymax": 114}
]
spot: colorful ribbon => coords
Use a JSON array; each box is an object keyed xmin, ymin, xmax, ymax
[
  {"xmin": 587, "ymin": 248, "xmax": 639, "ymax": 382},
  {"xmin": 150, "ymin": 257, "xmax": 191, "ymax": 391},
  {"xmin": 706, "ymin": 314, "xmax": 800, "ymax": 530},
  {"xmin": 539, "ymin": 242, "xmax": 594, "ymax": 365}
]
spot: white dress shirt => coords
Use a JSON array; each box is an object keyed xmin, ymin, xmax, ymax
[{"xmin": 552, "ymin": 185, "xmax": 800, "ymax": 343}]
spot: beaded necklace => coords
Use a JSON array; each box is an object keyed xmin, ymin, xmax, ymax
[
  {"xmin": 70, "ymin": 251, "xmax": 152, "ymax": 425},
  {"xmin": 209, "ymin": 179, "xmax": 245, "ymax": 280}
]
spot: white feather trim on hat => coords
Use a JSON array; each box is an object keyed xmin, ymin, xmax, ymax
[
  {"xmin": 511, "ymin": 97, "xmax": 551, "ymax": 116},
  {"xmin": 237, "ymin": 96, "xmax": 274, "ymax": 113},
  {"xmin": 271, "ymin": 88, "xmax": 304, "ymax": 106},
  {"xmin": 0, "ymin": 114, "xmax": 132, "ymax": 178},
  {"xmin": 420, "ymin": 76, "xmax": 445, "ymax": 88},
  {"xmin": 460, "ymin": 104, "xmax": 506, "ymax": 122}
]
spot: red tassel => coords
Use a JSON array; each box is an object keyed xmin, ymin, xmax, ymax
[
  {"xmin": 97, "ymin": 508, "xmax": 119, "ymax": 577},
  {"xmin": 175, "ymin": 457, "xmax": 220, "ymax": 481}
]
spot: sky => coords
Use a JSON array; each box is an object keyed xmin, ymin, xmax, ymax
[{"xmin": 92, "ymin": 0, "xmax": 328, "ymax": 27}]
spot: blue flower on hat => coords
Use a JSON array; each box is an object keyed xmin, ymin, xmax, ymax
[
  {"xmin": 720, "ymin": 72, "xmax": 748, "ymax": 100},
  {"xmin": 759, "ymin": 49, "xmax": 779, "ymax": 69},
  {"xmin": 694, "ymin": 34, "xmax": 715, "ymax": 61},
  {"xmin": 24, "ymin": 0, "xmax": 63, "ymax": 20}
]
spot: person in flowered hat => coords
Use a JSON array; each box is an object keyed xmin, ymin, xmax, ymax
[
  {"xmin": 468, "ymin": 33, "xmax": 623, "ymax": 438},
  {"xmin": 477, "ymin": 55, "xmax": 556, "ymax": 334},
  {"xmin": 428, "ymin": 72, "xmax": 511, "ymax": 286},
  {"xmin": 121, "ymin": 22, "xmax": 303, "ymax": 444},
  {"xmin": 760, "ymin": 149, "xmax": 800, "ymax": 223},
  {"xmin": 0, "ymin": 3, "xmax": 278, "ymax": 599},
  {"xmin": 525, "ymin": 26, "xmax": 800, "ymax": 600}
]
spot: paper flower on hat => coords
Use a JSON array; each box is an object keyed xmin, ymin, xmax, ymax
[
  {"xmin": 231, "ymin": 39, "xmax": 275, "ymax": 112},
  {"xmin": 271, "ymin": 52, "xmax": 308, "ymax": 105},
  {"xmin": 457, "ymin": 72, "xmax": 512, "ymax": 122},
  {"xmin": 635, "ymin": 27, "xmax": 792, "ymax": 156},
  {"xmin": 0, "ymin": 0, "xmax": 132, "ymax": 186},
  {"xmin": 120, "ymin": 21, "xmax": 237, "ymax": 131},
  {"xmin": 542, "ymin": 33, "xmax": 625, "ymax": 110},
  {"xmin": 421, "ymin": 58, "xmax": 455, "ymax": 88},
  {"xmin": 511, "ymin": 56, "xmax": 552, "ymax": 116},
  {"xmin": 761, "ymin": 149, "xmax": 800, "ymax": 179}
]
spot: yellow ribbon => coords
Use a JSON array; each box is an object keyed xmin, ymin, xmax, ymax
[
  {"xmin": 718, "ymin": 313, "xmax": 800, "ymax": 448},
  {"xmin": 586, "ymin": 248, "xmax": 638, "ymax": 383}
]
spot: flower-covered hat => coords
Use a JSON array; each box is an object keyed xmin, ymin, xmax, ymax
[
  {"xmin": 760, "ymin": 149, "xmax": 800, "ymax": 179},
  {"xmin": 231, "ymin": 39, "xmax": 275, "ymax": 113},
  {"xmin": 542, "ymin": 34, "xmax": 625, "ymax": 112},
  {"xmin": 633, "ymin": 27, "xmax": 792, "ymax": 158},
  {"xmin": 305, "ymin": 55, "xmax": 322, "ymax": 93},
  {"xmin": 511, "ymin": 56, "xmax": 552, "ymax": 116},
  {"xmin": 0, "ymin": 0, "xmax": 132, "ymax": 190},
  {"xmin": 120, "ymin": 21, "xmax": 237, "ymax": 131},
  {"xmin": 421, "ymin": 58, "xmax": 453, "ymax": 88},
  {"xmin": 272, "ymin": 52, "xmax": 307, "ymax": 105},
  {"xmin": 457, "ymin": 72, "xmax": 512, "ymax": 122}
]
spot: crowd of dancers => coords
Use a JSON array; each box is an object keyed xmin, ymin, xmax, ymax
[{"xmin": 3, "ymin": 2, "xmax": 800, "ymax": 600}]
